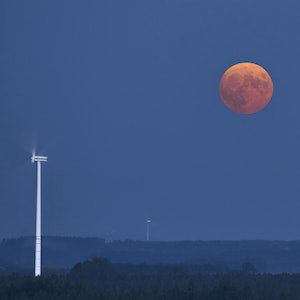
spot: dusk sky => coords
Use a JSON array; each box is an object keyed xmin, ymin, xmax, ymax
[{"xmin": 0, "ymin": 0, "xmax": 300, "ymax": 241}]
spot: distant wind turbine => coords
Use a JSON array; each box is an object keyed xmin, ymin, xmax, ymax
[
  {"xmin": 146, "ymin": 219, "xmax": 151, "ymax": 241},
  {"xmin": 31, "ymin": 153, "xmax": 48, "ymax": 277}
]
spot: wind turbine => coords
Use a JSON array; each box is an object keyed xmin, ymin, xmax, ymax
[
  {"xmin": 146, "ymin": 219, "xmax": 151, "ymax": 241},
  {"xmin": 31, "ymin": 153, "xmax": 48, "ymax": 277}
]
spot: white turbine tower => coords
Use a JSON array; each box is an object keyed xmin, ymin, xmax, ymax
[
  {"xmin": 146, "ymin": 219, "xmax": 151, "ymax": 241},
  {"xmin": 31, "ymin": 153, "xmax": 48, "ymax": 277}
]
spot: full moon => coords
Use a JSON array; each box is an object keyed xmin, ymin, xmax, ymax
[{"xmin": 219, "ymin": 62, "xmax": 273, "ymax": 114}]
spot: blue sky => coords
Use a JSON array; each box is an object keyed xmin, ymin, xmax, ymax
[{"xmin": 1, "ymin": 0, "xmax": 300, "ymax": 240}]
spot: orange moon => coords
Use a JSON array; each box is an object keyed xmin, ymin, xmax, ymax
[{"xmin": 219, "ymin": 62, "xmax": 273, "ymax": 114}]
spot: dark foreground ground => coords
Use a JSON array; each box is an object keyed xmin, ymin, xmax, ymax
[{"xmin": 0, "ymin": 257, "xmax": 299, "ymax": 300}]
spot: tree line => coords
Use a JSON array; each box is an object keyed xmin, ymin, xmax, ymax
[{"xmin": 0, "ymin": 257, "xmax": 299, "ymax": 299}]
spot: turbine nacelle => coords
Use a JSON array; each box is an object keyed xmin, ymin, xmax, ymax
[{"xmin": 31, "ymin": 155, "xmax": 48, "ymax": 163}]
